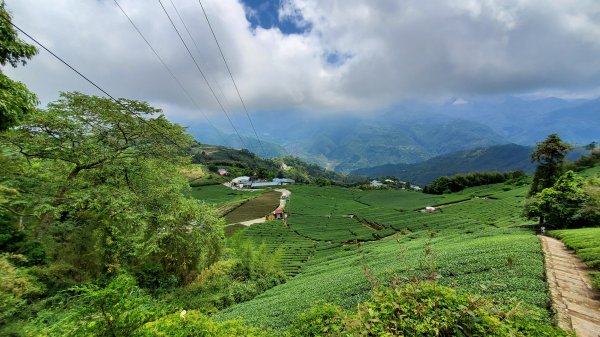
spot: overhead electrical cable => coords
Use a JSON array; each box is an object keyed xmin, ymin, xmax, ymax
[
  {"xmin": 198, "ymin": 0, "xmax": 267, "ymax": 157},
  {"xmin": 113, "ymin": 0, "xmax": 222, "ymax": 142},
  {"xmin": 2, "ymin": 18, "xmax": 189, "ymax": 153},
  {"xmin": 156, "ymin": 0, "xmax": 248, "ymax": 150},
  {"xmin": 166, "ymin": 0, "xmax": 234, "ymax": 115}
]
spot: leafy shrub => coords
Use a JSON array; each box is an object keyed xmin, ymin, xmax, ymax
[
  {"xmin": 289, "ymin": 303, "xmax": 344, "ymax": 336},
  {"xmin": 0, "ymin": 255, "xmax": 44, "ymax": 330},
  {"xmin": 291, "ymin": 281, "xmax": 569, "ymax": 336},
  {"xmin": 29, "ymin": 261, "xmax": 90, "ymax": 294},
  {"xmin": 25, "ymin": 273, "xmax": 167, "ymax": 336},
  {"xmin": 135, "ymin": 310, "xmax": 269, "ymax": 336}
]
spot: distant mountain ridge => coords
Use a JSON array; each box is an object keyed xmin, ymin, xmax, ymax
[
  {"xmin": 185, "ymin": 96, "xmax": 598, "ymax": 172},
  {"xmin": 435, "ymin": 96, "xmax": 600, "ymax": 145},
  {"xmin": 195, "ymin": 111, "xmax": 507, "ymax": 172},
  {"xmin": 351, "ymin": 144, "xmax": 536, "ymax": 185}
]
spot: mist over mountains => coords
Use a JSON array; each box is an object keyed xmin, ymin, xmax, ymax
[{"xmin": 187, "ymin": 96, "xmax": 599, "ymax": 172}]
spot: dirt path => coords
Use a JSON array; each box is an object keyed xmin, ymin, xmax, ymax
[
  {"xmin": 233, "ymin": 189, "xmax": 291, "ymax": 227},
  {"xmin": 539, "ymin": 235, "xmax": 600, "ymax": 337}
]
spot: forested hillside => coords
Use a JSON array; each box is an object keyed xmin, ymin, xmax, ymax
[{"xmin": 352, "ymin": 144, "xmax": 535, "ymax": 185}]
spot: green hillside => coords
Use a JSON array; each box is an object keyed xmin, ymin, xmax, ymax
[
  {"xmin": 189, "ymin": 142, "xmax": 366, "ymax": 186},
  {"xmin": 214, "ymin": 183, "xmax": 551, "ymax": 331}
]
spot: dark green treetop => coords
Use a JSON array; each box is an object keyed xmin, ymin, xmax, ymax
[
  {"xmin": 528, "ymin": 133, "xmax": 572, "ymax": 196},
  {"xmin": 0, "ymin": 0, "xmax": 38, "ymax": 131}
]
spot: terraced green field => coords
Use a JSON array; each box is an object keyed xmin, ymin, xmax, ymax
[
  {"xmin": 214, "ymin": 184, "xmax": 552, "ymax": 330},
  {"xmin": 224, "ymin": 191, "xmax": 282, "ymax": 224},
  {"xmin": 288, "ymin": 215, "xmax": 377, "ymax": 242},
  {"xmin": 190, "ymin": 184, "xmax": 261, "ymax": 206},
  {"xmin": 549, "ymin": 227, "xmax": 600, "ymax": 267},
  {"xmin": 238, "ymin": 221, "xmax": 316, "ymax": 277}
]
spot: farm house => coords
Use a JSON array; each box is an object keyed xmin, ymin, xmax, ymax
[{"xmin": 231, "ymin": 176, "xmax": 251, "ymax": 189}]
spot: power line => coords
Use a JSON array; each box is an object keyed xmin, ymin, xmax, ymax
[
  {"xmin": 162, "ymin": 0, "xmax": 233, "ymax": 143},
  {"xmin": 166, "ymin": 0, "xmax": 234, "ymax": 114},
  {"xmin": 113, "ymin": 0, "xmax": 222, "ymax": 142},
  {"xmin": 156, "ymin": 0, "xmax": 248, "ymax": 150},
  {"xmin": 198, "ymin": 0, "xmax": 267, "ymax": 157},
  {"xmin": 3, "ymin": 17, "xmax": 189, "ymax": 153}
]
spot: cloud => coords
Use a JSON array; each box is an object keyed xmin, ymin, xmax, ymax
[{"xmin": 4, "ymin": 0, "xmax": 600, "ymax": 120}]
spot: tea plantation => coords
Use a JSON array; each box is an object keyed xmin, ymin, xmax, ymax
[
  {"xmin": 549, "ymin": 227, "xmax": 600, "ymax": 289},
  {"xmin": 213, "ymin": 183, "xmax": 552, "ymax": 330}
]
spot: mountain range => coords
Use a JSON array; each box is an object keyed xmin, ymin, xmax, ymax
[{"xmin": 186, "ymin": 96, "xmax": 599, "ymax": 173}]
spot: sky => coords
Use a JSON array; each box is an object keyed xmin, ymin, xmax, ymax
[{"xmin": 4, "ymin": 0, "xmax": 600, "ymax": 126}]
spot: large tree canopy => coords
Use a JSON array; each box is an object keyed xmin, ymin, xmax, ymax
[
  {"xmin": 0, "ymin": 0, "xmax": 38, "ymax": 131},
  {"xmin": 1, "ymin": 92, "xmax": 224, "ymax": 285},
  {"xmin": 524, "ymin": 170, "xmax": 588, "ymax": 227}
]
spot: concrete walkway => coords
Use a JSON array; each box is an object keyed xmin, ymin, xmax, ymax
[{"xmin": 540, "ymin": 235, "xmax": 600, "ymax": 337}]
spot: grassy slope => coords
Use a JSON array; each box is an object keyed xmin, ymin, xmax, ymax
[{"xmin": 214, "ymin": 184, "xmax": 550, "ymax": 330}]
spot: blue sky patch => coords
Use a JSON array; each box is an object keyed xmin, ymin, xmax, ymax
[
  {"xmin": 325, "ymin": 51, "xmax": 352, "ymax": 67},
  {"xmin": 241, "ymin": 0, "xmax": 311, "ymax": 34}
]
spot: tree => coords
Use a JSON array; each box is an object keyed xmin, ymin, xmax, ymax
[
  {"xmin": 528, "ymin": 134, "xmax": 572, "ymax": 196},
  {"xmin": 585, "ymin": 141, "xmax": 597, "ymax": 153},
  {"xmin": 524, "ymin": 171, "xmax": 588, "ymax": 227},
  {"xmin": 1, "ymin": 92, "xmax": 224, "ymax": 286},
  {"xmin": 0, "ymin": 0, "xmax": 38, "ymax": 131}
]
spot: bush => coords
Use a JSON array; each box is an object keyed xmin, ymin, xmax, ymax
[
  {"xmin": 290, "ymin": 281, "xmax": 569, "ymax": 336},
  {"xmin": 289, "ymin": 303, "xmax": 344, "ymax": 336},
  {"xmin": 135, "ymin": 310, "xmax": 269, "ymax": 336},
  {"xmin": 25, "ymin": 273, "xmax": 167, "ymax": 336},
  {"xmin": 0, "ymin": 255, "xmax": 44, "ymax": 329}
]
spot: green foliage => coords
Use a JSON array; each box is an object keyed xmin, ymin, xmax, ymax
[
  {"xmin": 25, "ymin": 273, "xmax": 167, "ymax": 336},
  {"xmin": 315, "ymin": 177, "xmax": 332, "ymax": 186},
  {"xmin": 0, "ymin": 72, "xmax": 38, "ymax": 131},
  {"xmin": 289, "ymin": 303, "xmax": 343, "ymax": 336},
  {"xmin": 529, "ymin": 134, "xmax": 572, "ymax": 196},
  {"xmin": 423, "ymin": 171, "xmax": 526, "ymax": 194},
  {"xmin": 238, "ymin": 220, "xmax": 314, "ymax": 277},
  {"xmin": 570, "ymin": 148, "xmax": 600, "ymax": 171},
  {"xmin": 293, "ymin": 281, "xmax": 568, "ymax": 337},
  {"xmin": 525, "ymin": 171, "xmax": 589, "ymax": 227},
  {"xmin": 0, "ymin": 0, "xmax": 38, "ymax": 131},
  {"xmin": 0, "ymin": 254, "xmax": 44, "ymax": 331},
  {"xmin": 229, "ymin": 233, "xmax": 284, "ymax": 280},
  {"xmin": 135, "ymin": 310, "xmax": 269, "ymax": 337},
  {"xmin": 157, "ymin": 237, "xmax": 286, "ymax": 313},
  {"xmin": 592, "ymin": 272, "xmax": 600, "ymax": 290},
  {"xmin": 0, "ymin": 92, "xmax": 223, "ymax": 287}
]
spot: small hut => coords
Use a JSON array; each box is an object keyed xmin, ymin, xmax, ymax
[{"xmin": 265, "ymin": 209, "xmax": 287, "ymax": 221}]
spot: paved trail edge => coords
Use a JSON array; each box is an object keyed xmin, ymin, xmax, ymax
[{"xmin": 540, "ymin": 235, "xmax": 600, "ymax": 337}]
